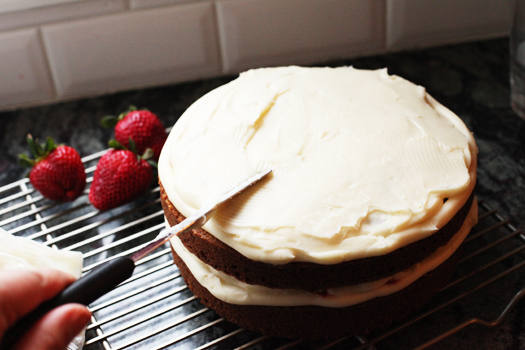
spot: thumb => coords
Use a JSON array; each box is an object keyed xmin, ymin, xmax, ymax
[{"xmin": 12, "ymin": 304, "xmax": 91, "ymax": 350}]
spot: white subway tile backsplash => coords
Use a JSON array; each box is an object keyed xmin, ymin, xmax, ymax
[
  {"xmin": 0, "ymin": 28, "xmax": 54, "ymax": 110},
  {"xmin": 0, "ymin": 0, "xmax": 126, "ymax": 32},
  {"xmin": 130, "ymin": 0, "xmax": 195, "ymax": 10},
  {"xmin": 41, "ymin": 2, "xmax": 221, "ymax": 99},
  {"xmin": 387, "ymin": 0, "xmax": 511, "ymax": 49},
  {"xmin": 0, "ymin": 0, "xmax": 512, "ymax": 112},
  {"xmin": 216, "ymin": 0, "xmax": 385, "ymax": 73},
  {"xmin": 0, "ymin": 0, "xmax": 83, "ymax": 15}
]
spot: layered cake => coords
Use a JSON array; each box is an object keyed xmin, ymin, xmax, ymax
[{"xmin": 158, "ymin": 66, "xmax": 478, "ymax": 338}]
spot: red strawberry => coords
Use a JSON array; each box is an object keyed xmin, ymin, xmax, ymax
[
  {"xmin": 89, "ymin": 140, "xmax": 153, "ymax": 211},
  {"xmin": 19, "ymin": 135, "xmax": 86, "ymax": 202},
  {"xmin": 101, "ymin": 106, "xmax": 167, "ymax": 161}
]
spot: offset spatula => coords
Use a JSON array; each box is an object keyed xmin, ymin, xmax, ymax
[{"xmin": 2, "ymin": 169, "xmax": 271, "ymax": 349}]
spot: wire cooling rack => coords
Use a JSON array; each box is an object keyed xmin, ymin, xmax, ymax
[{"xmin": 1, "ymin": 146, "xmax": 525, "ymax": 350}]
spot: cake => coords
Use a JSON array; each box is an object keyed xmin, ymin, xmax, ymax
[{"xmin": 158, "ymin": 66, "xmax": 478, "ymax": 339}]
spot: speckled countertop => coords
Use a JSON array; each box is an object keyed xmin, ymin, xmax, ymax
[{"xmin": 1, "ymin": 38, "xmax": 525, "ymax": 349}]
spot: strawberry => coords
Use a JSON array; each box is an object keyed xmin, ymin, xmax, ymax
[
  {"xmin": 89, "ymin": 140, "xmax": 154, "ymax": 211},
  {"xmin": 101, "ymin": 106, "xmax": 167, "ymax": 161},
  {"xmin": 19, "ymin": 135, "xmax": 86, "ymax": 202}
]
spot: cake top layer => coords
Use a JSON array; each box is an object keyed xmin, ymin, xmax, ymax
[{"xmin": 159, "ymin": 66, "xmax": 477, "ymax": 265}]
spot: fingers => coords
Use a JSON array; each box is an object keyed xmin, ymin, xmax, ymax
[
  {"xmin": 12, "ymin": 304, "xmax": 91, "ymax": 350},
  {"xmin": 0, "ymin": 268, "xmax": 91, "ymax": 350},
  {"xmin": 0, "ymin": 269, "xmax": 76, "ymax": 335}
]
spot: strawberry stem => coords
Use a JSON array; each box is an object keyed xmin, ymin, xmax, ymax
[{"xmin": 141, "ymin": 148, "xmax": 154, "ymax": 161}]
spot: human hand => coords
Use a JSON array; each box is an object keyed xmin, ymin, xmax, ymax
[{"xmin": 0, "ymin": 268, "xmax": 91, "ymax": 350}]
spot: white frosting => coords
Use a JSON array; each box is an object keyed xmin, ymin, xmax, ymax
[
  {"xmin": 170, "ymin": 200, "xmax": 477, "ymax": 307},
  {"xmin": 0, "ymin": 231, "xmax": 83, "ymax": 278},
  {"xmin": 159, "ymin": 66, "xmax": 477, "ymax": 265}
]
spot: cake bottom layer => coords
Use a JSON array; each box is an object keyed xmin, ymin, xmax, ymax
[{"xmin": 172, "ymin": 244, "xmax": 462, "ymax": 339}]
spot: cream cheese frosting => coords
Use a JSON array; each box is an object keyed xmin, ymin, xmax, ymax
[
  {"xmin": 170, "ymin": 199, "xmax": 477, "ymax": 307},
  {"xmin": 159, "ymin": 66, "xmax": 477, "ymax": 265},
  {"xmin": 0, "ymin": 230, "xmax": 83, "ymax": 278}
]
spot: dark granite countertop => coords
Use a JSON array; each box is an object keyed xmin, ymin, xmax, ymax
[{"xmin": 1, "ymin": 38, "xmax": 525, "ymax": 349}]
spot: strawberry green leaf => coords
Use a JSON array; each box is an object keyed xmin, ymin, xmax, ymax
[
  {"xmin": 147, "ymin": 160, "xmax": 158, "ymax": 169},
  {"xmin": 44, "ymin": 137, "xmax": 56, "ymax": 153},
  {"xmin": 128, "ymin": 138, "xmax": 138, "ymax": 154},
  {"xmin": 27, "ymin": 134, "xmax": 39, "ymax": 158},
  {"xmin": 18, "ymin": 154, "xmax": 35, "ymax": 168},
  {"xmin": 108, "ymin": 139, "xmax": 126, "ymax": 150},
  {"xmin": 34, "ymin": 140, "xmax": 45, "ymax": 158},
  {"xmin": 101, "ymin": 115, "xmax": 118, "ymax": 128},
  {"xmin": 118, "ymin": 105, "xmax": 138, "ymax": 120}
]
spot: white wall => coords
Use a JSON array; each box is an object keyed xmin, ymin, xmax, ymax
[{"xmin": 0, "ymin": 0, "xmax": 511, "ymax": 111}]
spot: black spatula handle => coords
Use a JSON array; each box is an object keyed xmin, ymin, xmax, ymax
[{"xmin": 1, "ymin": 256, "xmax": 135, "ymax": 349}]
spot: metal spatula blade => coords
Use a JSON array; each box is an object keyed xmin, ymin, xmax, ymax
[{"xmin": 131, "ymin": 169, "xmax": 272, "ymax": 262}]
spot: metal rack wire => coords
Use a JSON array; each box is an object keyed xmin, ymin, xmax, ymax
[{"xmin": 1, "ymin": 148, "xmax": 525, "ymax": 350}]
